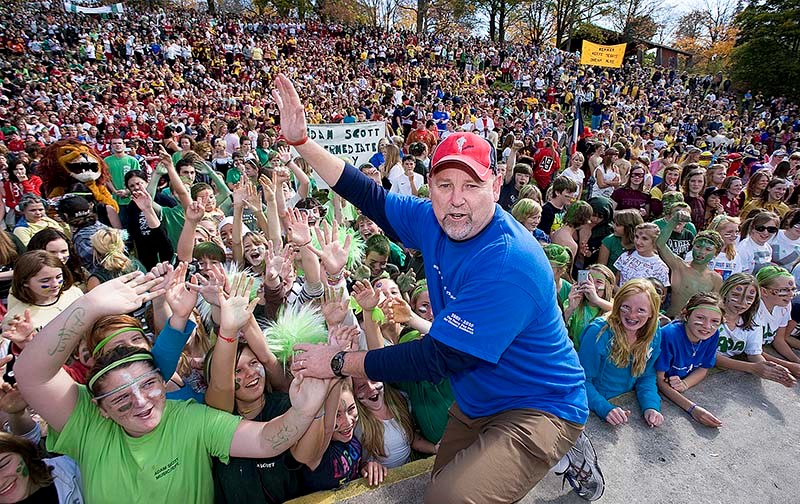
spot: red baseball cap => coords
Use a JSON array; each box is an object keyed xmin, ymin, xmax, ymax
[{"xmin": 430, "ymin": 132, "xmax": 497, "ymax": 181}]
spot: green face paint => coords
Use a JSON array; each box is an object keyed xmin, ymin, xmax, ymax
[
  {"xmin": 234, "ymin": 377, "xmax": 241, "ymax": 391},
  {"xmin": 17, "ymin": 457, "xmax": 29, "ymax": 478}
]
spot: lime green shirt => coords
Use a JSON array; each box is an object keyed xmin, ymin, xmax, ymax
[
  {"xmin": 48, "ymin": 386, "xmax": 241, "ymax": 504},
  {"xmin": 104, "ymin": 154, "xmax": 140, "ymax": 206}
]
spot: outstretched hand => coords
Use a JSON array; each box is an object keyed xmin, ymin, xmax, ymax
[
  {"xmin": 309, "ymin": 220, "xmax": 351, "ymax": 275},
  {"xmin": 87, "ymin": 271, "xmax": 165, "ymax": 317},
  {"xmin": 2, "ymin": 309, "xmax": 36, "ymax": 348},
  {"xmin": 165, "ymin": 262, "xmax": 200, "ymax": 320},
  {"xmin": 219, "ymin": 273, "xmax": 259, "ymax": 333},
  {"xmin": 352, "ymin": 280, "xmax": 380, "ymax": 311},
  {"xmin": 271, "ymin": 74, "xmax": 308, "ymax": 144}
]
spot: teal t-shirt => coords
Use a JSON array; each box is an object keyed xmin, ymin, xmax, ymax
[{"xmin": 601, "ymin": 234, "xmax": 627, "ymax": 274}]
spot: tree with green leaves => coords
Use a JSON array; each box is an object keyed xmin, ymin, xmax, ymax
[{"xmin": 729, "ymin": 0, "xmax": 800, "ymax": 97}]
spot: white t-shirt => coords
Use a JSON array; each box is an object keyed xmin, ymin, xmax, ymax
[
  {"xmin": 685, "ymin": 250, "xmax": 743, "ymax": 281},
  {"xmin": 614, "ymin": 251, "xmax": 671, "ymax": 287},
  {"xmin": 755, "ymin": 300, "xmax": 790, "ymax": 345},
  {"xmin": 736, "ymin": 237, "xmax": 772, "ymax": 274},
  {"xmin": 389, "ymin": 171, "xmax": 424, "ymax": 196},
  {"xmin": 561, "ymin": 167, "xmax": 585, "ymax": 198},
  {"xmin": 769, "ymin": 230, "xmax": 800, "ymax": 269},
  {"xmin": 355, "ymin": 416, "xmax": 411, "ymax": 469},
  {"xmin": 718, "ymin": 319, "xmax": 762, "ymax": 357}
]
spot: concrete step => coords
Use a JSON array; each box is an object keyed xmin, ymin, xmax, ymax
[{"xmin": 288, "ymin": 369, "xmax": 800, "ymax": 503}]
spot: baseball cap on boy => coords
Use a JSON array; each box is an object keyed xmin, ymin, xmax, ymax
[{"xmin": 430, "ymin": 132, "xmax": 497, "ymax": 181}]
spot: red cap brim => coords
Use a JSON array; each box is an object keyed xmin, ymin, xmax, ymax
[{"xmin": 431, "ymin": 157, "xmax": 493, "ymax": 181}]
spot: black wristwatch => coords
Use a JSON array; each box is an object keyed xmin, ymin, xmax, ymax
[{"xmin": 331, "ymin": 351, "xmax": 347, "ymax": 378}]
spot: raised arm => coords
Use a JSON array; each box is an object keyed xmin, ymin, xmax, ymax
[
  {"xmin": 279, "ymin": 146, "xmax": 310, "ymax": 199},
  {"xmin": 655, "ymin": 211, "xmax": 686, "ymax": 271},
  {"xmin": 177, "ymin": 201, "xmax": 204, "ymax": 262},
  {"xmin": 272, "ymin": 74, "xmax": 345, "ymax": 187},
  {"xmin": 159, "ymin": 147, "xmax": 192, "ymax": 210},
  {"xmin": 198, "ymin": 160, "xmax": 232, "ymax": 205},
  {"xmin": 352, "ymin": 281, "xmax": 385, "ymax": 350},
  {"xmin": 258, "ymin": 174, "xmax": 283, "ymax": 251},
  {"xmin": 232, "ymin": 183, "xmax": 246, "ymax": 266},
  {"xmin": 14, "ymin": 273, "xmax": 164, "ymax": 432}
]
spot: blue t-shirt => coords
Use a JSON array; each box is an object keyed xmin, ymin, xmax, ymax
[
  {"xmin": 432, "ymin": 110, "xmax": 450, "ymax": 131},
  {"xmin": 383, "ymin": 190, "xmax": 588, "ymax": 423},
  {"xmin": 655, "ymin": 321, "xmax": 719, "ymax": 379}
]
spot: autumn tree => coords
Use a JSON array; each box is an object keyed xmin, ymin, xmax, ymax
[{"xmin": 673, "ymin": 0, "xmax": 738, "ymax": 73}]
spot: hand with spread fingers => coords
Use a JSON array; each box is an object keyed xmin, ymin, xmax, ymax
[
  {"xmin": 352, "ymin": 280, "xmax": 380, "ymax": 311},
  {"xmin": 271, "ymin": 73, "xmax": 309, "ymax": 144},
  {"xmin": 321, "ymin": 286, "xmax": 350, "ymax": 328},
  {"xmin": 87, "ymin": 271, "xmax": 166, "ymax": 317},
  {"xmin": 190, "ymin": 262, "xmax": 229, "ymax": 307},
  {"xmin": 2, "ymin": 309, "xmax": 36, "ymax": 348},
  {"xmin": 328, "ymin": 324, "xmax": 360, "ymax": 351},
  {"xmin": 310, "ymin": 220, "xmax": 351, "ymax": 276},
  {"xmin": 286, "ymin": 207, "xmax": 312, "ymax": 247},
  {"xmin": 165, "ymin": 262, "xmax": 200, "ymax": 321},
  {"xmin": 185, "ymin": 200, "xmax": 205, "ymax": 224},
  {"xmin": 219, "ymin": 273, "xmax": 260, "ymax": 334}
]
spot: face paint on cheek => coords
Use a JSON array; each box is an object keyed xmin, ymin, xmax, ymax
[
  {"xmin": 17, "ymin": 457, "xmax": 29, "ymax": 478},
  {"xmin": 117, "ymin": 402, "xmax": 133, "ymax": 413},
  {"xmin": 234, "ymin": 377, "xmax": 241, "ymax": 391}
]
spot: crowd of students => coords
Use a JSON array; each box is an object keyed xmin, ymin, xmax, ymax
[{"xmin": 0, "ymin": 1, "xmax": 799, "ymax": 502}]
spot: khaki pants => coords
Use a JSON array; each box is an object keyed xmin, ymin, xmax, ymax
[{"xmin": 424, "ymin": 403, "xmax": 584, "ymax": 504}]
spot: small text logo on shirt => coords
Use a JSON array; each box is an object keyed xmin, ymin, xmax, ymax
[{"xmin": 444, "ymin": 313, "xmax": 475, "ymax": 335}]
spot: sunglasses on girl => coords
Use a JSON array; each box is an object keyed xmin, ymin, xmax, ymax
[{"xmin": 754, "ymin": 225, "xmax": 779, "ymax": 234}]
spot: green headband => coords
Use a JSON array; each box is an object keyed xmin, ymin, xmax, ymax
[
  {"xmin": 92, "ymin": 327, "xmax": 146, "ymax": 356},
  {"xmin": 756, "ymin": 265, "xmax": 793, "ymax": 285},
  {"xmin": 411, "ymin": 282, "xmax": 428, "ymax": 299},
  {"xmin": 88, "ymin": 353, "xmax": 154, "ymax": 394},
  {"xmin": 688, "ymin": 304, "xmax": 723, "ymax": 315}
]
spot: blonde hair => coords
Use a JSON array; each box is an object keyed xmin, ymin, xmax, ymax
[
  {"xmin": 177, "ymin": 310, "xmax": 214, "ymax": 378},
  {"xmin": 603, "ymin": 279, "xmax": 661, "ymax": 376},
  {"xmin": 511, "ymin": 198, "xmax": 542, "ymax": 223},
  {"xmin": 708, "ymin": 214, "xmax": 740, "ymax": 260},
  {"xmin": 356, "ymin": 384, "xmax": 415, "ymax": 460},
  {"xmin": 91, "ymin": 228, "xmax": 131, "ymax": 272},
  {"xmin": 633, "ymin": 222, "xmax": 660, "ymax": 245}
]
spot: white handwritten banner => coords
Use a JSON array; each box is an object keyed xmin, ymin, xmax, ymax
[{"xmin": 295, "ymin": 121, "xmax": 386, "ymax": 189}]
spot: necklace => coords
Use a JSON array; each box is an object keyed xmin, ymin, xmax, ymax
[
  {"xmin": 690, "ymin": 339, "xmax": 701, "ymax": 358},
  {"xmin": 238, "ymin": 396, "xmax": 265, "ymax": 417}
]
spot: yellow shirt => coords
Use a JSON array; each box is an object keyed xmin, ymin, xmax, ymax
[{"xmin": 5, "ymin": 286, "xmax": 84, "ymax": 332}]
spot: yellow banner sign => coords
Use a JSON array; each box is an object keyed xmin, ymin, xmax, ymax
[{"xmin": 579, "ymin": 40, "xmax": 627, "ymax": 68}]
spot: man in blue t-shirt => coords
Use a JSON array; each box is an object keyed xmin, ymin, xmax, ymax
[{"xmin": 273, "ymin": 75, "xmax": 604, "ymax": 503}]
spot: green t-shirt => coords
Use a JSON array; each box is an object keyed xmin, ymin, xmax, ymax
[
  {"xmin": 225, "ymin": 167, "xmax": 243, "ymax": 187},
  {"xmin": 600, "ymin": 234, "xmax": 626, "ymax": 274},
  {"xmin": 47, "ymin": 386, "xmax": 241, "ymax": 504},
  {"xmin": 558, "ymin": 279, "xmax": 572, "ymax": 309},
  {"xmin": 564, "ymin": 303, "xmax": 602, "ymax": 350},
  {"xmin": 105, "ymin": 155, "xmax": 140, "ymax": 206},
  {"xmin": 157, "ymin": 204, "xmax": 186, "ymax": 248},
  {"xmin": 394, "ymin": 379, "xmax": 454, "ymax": 444}
]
